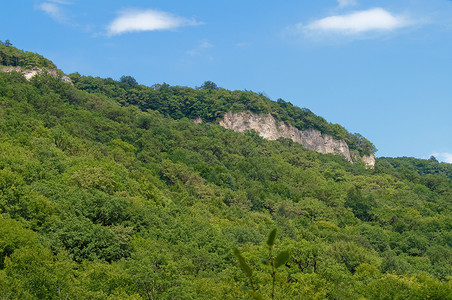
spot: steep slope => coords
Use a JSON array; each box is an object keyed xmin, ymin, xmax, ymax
[
  {"xmin": 1, "ymin": 66, "xmax": 72, "ymax": 82},
  {"xmin": 219, "ymin": 111, "xmax": 376, "ymax": 167},
  {"xmin": 219, "ymin": 111, "xmax": 352, "ymax": 161},
  {"xmin": 1, "ymin": 44, "xmax": 71, "ymax": 82},
  {"xmin": 68, "ymin": 76, "xmax": 377, "ymax": 162}
]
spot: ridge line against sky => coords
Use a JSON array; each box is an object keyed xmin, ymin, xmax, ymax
[{"xmin": 3, "ymin": 0, "xmax": 452, "ymax": 162}]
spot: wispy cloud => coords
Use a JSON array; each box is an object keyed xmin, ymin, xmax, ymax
[
  {"xmin": 235, "ymin": 42, "xmax": 248, "ymax": 48},
  {"xmin": 37, "ymin": 1, "xmax": 69, "ymax": 22},
  {"xmin": 430, "ymin": 152, "xmax": 452, "ymax": 163},
  {"xmin": 337, "ymin": 0, "xmax": 357, "ymax": 9},
  {"xmin": 107, "ymin": 9, "xmax": 202, "ymax": 36},
  {"xmin": 48, "ymin": 0, "xmax": 71, "ymax": 4},
  {"xmin": 187, "ymin": 39, "xmax": 213, "ymax": 56},
  {"xmin": 36, "ymin": 1, "xmax": 96, "ymax": 32}
]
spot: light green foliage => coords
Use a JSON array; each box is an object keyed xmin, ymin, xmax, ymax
[
  {"xmin": 0, "ymin": 218, "xmax": 38, "ymax": 268},
  {"xmin": 0, "ymin": 53, "xmax": 449, "ymax": 299}
]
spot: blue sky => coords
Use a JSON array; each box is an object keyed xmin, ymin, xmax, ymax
[{"xmin": 2, "ymin": 0, "xmax": 452, "ymax": 162}]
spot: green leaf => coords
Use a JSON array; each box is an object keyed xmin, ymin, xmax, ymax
[
  {"xmin": 245, "ymin": 290, "xmax": 264, "ymax": 300},
  {"xmin": 234, "ymin": 248, "xmax": 252, "ymax": 278},
  {"xmin": 275, "ymin": 250, "xmax": 290, "ymax": 268},
  {"xmin": 267, "ymin": 228, "xmax": 277, "ymax": 247}
]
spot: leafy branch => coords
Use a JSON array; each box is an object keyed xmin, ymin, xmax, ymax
[{"xmin": 234, "ymin": 228, "xmax": 290, "ymax": 299}]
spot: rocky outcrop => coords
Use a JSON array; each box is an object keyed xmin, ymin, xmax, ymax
[
  {"xmin": 218, "ymin": 112, "xmax": 374, "ymax": 167},
  {"xmin": 361, "ymin": 154, "xmax": 376, "ymax": 168},
  {"xmin": 219, "ymin": 112, "xmax": 352, "ymax": 161},
  {"xmin": 1, "ymin": 66, "xmax": 72, "ymax": 83},
  {"xmin": 193, "ymin": 117, "xmax": 203, "ymax": 124}
]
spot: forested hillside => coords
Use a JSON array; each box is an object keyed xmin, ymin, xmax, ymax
[
  {"xmin": 0, "ymin": 49, "xmax": 451, "ymax": 299},
  {"xmin": 0, "ymin": 42, "xmax": 56, "ymax": 69}
]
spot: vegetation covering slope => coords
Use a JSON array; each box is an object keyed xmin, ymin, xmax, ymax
[
  {"xmin": 69, "ymin": 75, "xmax": 376, "ymax": 156},
  {"xmin": 0, "ymin": 49, "xmax": 451, "ymax": 299},
  {"xmin": 0, "ymin": 42, "xmax": 56, "ymax": 69}
]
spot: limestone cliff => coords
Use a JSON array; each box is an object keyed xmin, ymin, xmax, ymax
[
  {"xmin": 218, "ymin": 112, "xmax": 375, "ymax": 167},
  {"xmin": 1, "ymin": 66, "xmax": 72, "ymax": 83},
  {"xmin": 361, "ymin": 154, "xmax": 376, "ymax": 168}
]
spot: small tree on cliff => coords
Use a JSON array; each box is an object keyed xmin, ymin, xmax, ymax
[{"xmin": 0, "ymin": 40, "xmax": 12, "ymax": 46}]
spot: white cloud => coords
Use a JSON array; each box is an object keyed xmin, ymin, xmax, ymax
[
  {"xmin": 37, "ymin": 1, "xmax": 95, "ymax": 32},
  {"xmin": 430, "ymin": 153, "xmax": 452, "ymax": 163},
  {"xmin": 107, "ymin": 9, "xmax": 202, "ymax": 36},
  {"xmin": 48, "ymin": 0, "xmax": 71, "ymax": 4},
  {"xmin": 303, "ymin": 8, "xmax": 410, "ymax": 35},
  {"xmin": 187, "ymin": 39, "xmax": 213, "ymax": 56},
  {"xmin": 235, "ymin": 42, "xmax": 248, "ymax": 47},
  {"xmin": 37, "ymin": 2, "xmax": 66, "ymax": 22},
  {"xmin": 337, "ymin": 0, "xmax": 357, "ymax": 8}
]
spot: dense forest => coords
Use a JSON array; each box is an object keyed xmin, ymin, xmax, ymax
[{"xmin": 0, "ymin": 46, "xmax": 451, "ymax": 299}]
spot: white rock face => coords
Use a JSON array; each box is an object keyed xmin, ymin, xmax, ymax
[
  {"xmin": 193, "ymin": 117, "xmax": 203, "ymax": 124},
  {"xmin": 219, "ymin": 112, "xmax": 353, "ymax": 162},
  {"xmin": 1, "ymin": 66, "xmax": 72, "ymax": 83},
  {"xmin": 361, "ymin": 154, "xmax": 376, "ymax": 168}
]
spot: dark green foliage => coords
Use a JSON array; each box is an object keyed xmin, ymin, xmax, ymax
[
  {"xmin": 345, "ymin": 188, "xmax": 376, "ymax": 221},
  {"xmin": 266, "ymin": 228, "xmax": 277, "ymax": 247},
  {"xmin": 234, "ymin": 229, "xmax": 290, "ymax": 299},
  {"xmin": 120, "ymin": 75, "xmax": 138, "ymax": 88},
  {"xmin": 429, "ymin": 155, "xmax": 439, "ymax": 163},
  {"xmin": 0, "ymin": 40, "xmax": 13, "ymax": 46},
  {"xmin": 47, "ymin": 216, "xmax": 130, "ymax": 263},
  {"xmin": 199, "ymin": 80, "xmax": 219, "ymax": 90},
  {"xmin": 275, "ymin": 251, "xmax": 290, "ymax": 268}
]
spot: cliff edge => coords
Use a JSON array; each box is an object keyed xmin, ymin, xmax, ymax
[
  {"xmin": 1, "ymin": 66, "xmax": 72, "ymax": 83},
  {"xmin": 219, "ymin": 112, "xmax": 375, "ymax": 167}
]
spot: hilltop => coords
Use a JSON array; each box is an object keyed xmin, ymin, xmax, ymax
[
  {"xmin": 69, "ymin": 75, "xmax": 377, "ymax": 158},
  {"xmin": 0, "ymin": 45, "xmax": 450, "ymax": 299},
  {"xmin": 0, "ymin": 42, "xmax": 56, "ymax": 69}
]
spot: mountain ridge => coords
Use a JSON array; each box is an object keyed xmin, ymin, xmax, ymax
[{"xmin": 0, "ymin": 43, "xmax": 377, "ymax": 160}]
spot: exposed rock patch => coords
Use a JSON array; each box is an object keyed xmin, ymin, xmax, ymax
[
  {"xmin": 1, "ymin": 66, "xmax": 72, "ymax": 83},
  {"xmin": 193, "ymin": 117, "xmax": 203, "ymax": 124},
  {"xmin": 361, "ymin": 154, "xmax": 376, "ymax": 168}
]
